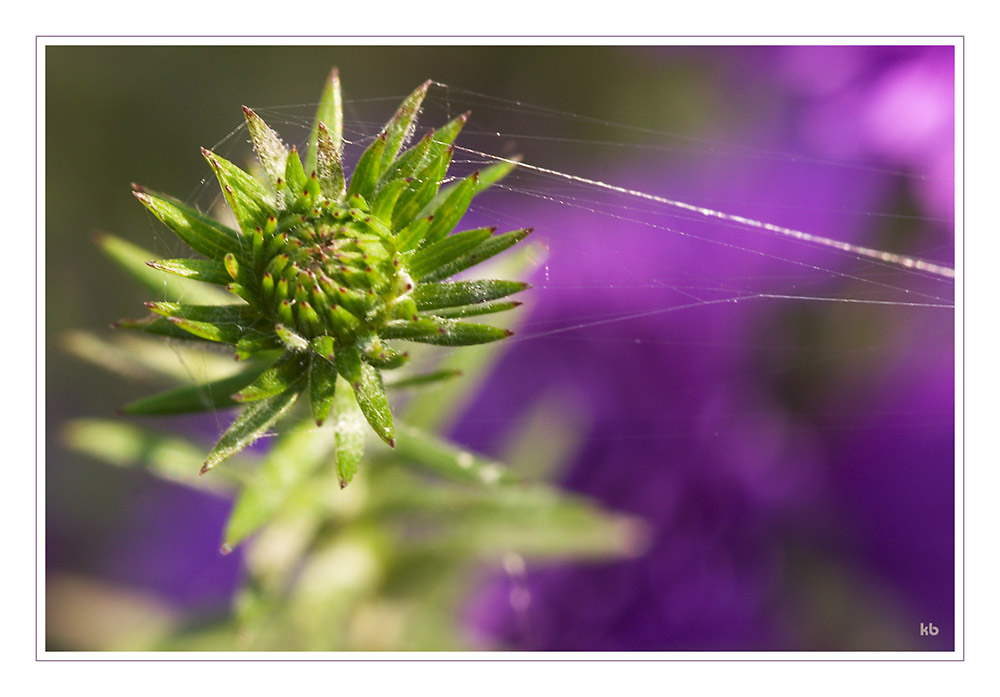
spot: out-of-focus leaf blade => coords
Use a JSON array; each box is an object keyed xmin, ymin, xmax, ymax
[
  {"xmin": 223, "ymin": 421, "xmax": 334, "ymax": 549},
  {"xmin": 391, "ymin": 422, "xmax": 518, "ymax": 486},
  {"xmin": 384, "ymin": 368, "xmax": 464, "ymax": 390},
  {"xmin": 62, "ymin": 419, "xmax": 244, "ymax": 491},
  {"xmin": 121, "ymin": 368, "xmax": 266, "ymax": 415}
]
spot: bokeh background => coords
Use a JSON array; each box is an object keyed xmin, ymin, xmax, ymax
[{"xmin": 45, "ymin": 44, "xmax": 956, "ymax": 651}]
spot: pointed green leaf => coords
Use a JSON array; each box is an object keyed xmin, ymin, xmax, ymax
[
  {"xmin": 233, "ymin": 352, "xmax": 308, "ymax": 403},
  {"xmin": 378, "ymin": 317, "xmax": 443, "ymax": 341},
  {"xmin": 315, "ymin": 121, "xmax": 346, "ymax": 201},
  {"xmin": 417, "ymin": 155, "xmax": 520, "ymax": 220},
  {"xmin": 333, "ymin": 343, "xmax": 362, "ymax": 385},
  {"xmin": 370, "ymin": 177, "xmax": 410, "ymax": 222},
  {"xmin": 380, "ymin": 80, "xmax": 431, "ymax": 170},
  {"xmin": 407, "ymin": 227, "xmax": 494, "ymax": 280},
  {"xmin": 379, "ymin": 317, "xmax": 512, "ymax": 346},
  {"xmin": 243, "ymin": 106, "xmax": 288, "ymax": 189},
  {"xmin": 307, "ymin": 67, "xmax": 343, "ymax": 174},
  {"xmin": 428, "ymin": 112, "xmax": 469, "ymax": 159},
  {"xmin": 412, "ymin": 280, "xmax": 530, "ymax": 310},
  {"xmin": 146, "ymin": 258, "xmax": 231, "ymax": 286},
  {"xmin": 421, "ymin": 227, "xmax": 533, "ymax": 282},
  {"xmin": 422, "ymin": 173, "xmax": 477, "ymax": 247},
  {"xmin": 345, "ymin": 132, "xmax": 386, "ymax": 201},
  {"xmin": 308, "ymin": 353, "xmax": 338, "ymax": 426},
  {"xmin": 426, "ymin": 299, "xmax": 522, "ymax": 319},
  {"xmin": 132, "ymin": 188, "xmax": 243, "ymax": 261},
  {"xmin": 408, "ymin": 320, "xmax": 513, "ymax": 346},
  {"xmin": 147, "ymin": 301, "xmax": 258, "ymax": 325},
  {"xmin": 394, "ymin": 215, "xmax": 434, "ymax": 254},
  {"xmin": 112, "ymin": 315, "xmax": 215, "ymax": 342},
  {"xmin": 121, "ymin": 368, "xmax": 267, "ymax": 415},
  {"xmin": 282, "ymin": 147, "xmax": 308, "ymax": 208},
  {"xmin": 201, "ymin": 147, "xmax": 273, "ymax": 232},
  {"xmin": 332, "ymin": 376, "xmax": 366, "ymax": 487},
  {"xmin": 165, "ymin": 317, "xmax": 244, "ymax": 344},
  {"xmin": 391, "ymin": 145, "xmax": 452, "ymax": 231},
  {"xmin": 201, "ymin": 385, "xmax": 301, "ymax": 474},
  {"xmin": 223, "ymin": 420, "xmax": 334, "ymax": 548},
  {"xmin": 392, "ymin": 422, "xmax": 518, "ymax": 486},
  {"xmin": 335, "ymin": 346, "xmax": 394, "ymax": 446},
  {"xmin": 377, "ymin": 129, "xmax": 434, "ymax": 191}
]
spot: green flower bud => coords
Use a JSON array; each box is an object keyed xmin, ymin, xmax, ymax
[{"xmin": 124, "ymin": 69, "xmax": 532, "ymax": 484}]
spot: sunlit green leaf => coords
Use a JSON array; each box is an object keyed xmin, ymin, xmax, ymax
[
  {"xmin": 413, "ymin": 280, "xmax": 530, "ymax": 311},
  {"xmin": 306, "ymin": 67, "xmax": 343, "ymax": 174},
  {"xmin": 132, "ymin": 188, "xmax": 243, "ymax": 261},
  {"xmin": 407, "ymin": 227, "xmax": 494, "ymax": 280},
  {"xmin": 202, "ymin": 385, "xmax": 301, "ymax": 474},
  {"xmin": 420, "ymin": 228, "xmax": 533, "ymax": 283},
  {"xmin": 379, "ymin": 80, "xmax": 431, "ymax": 170},
  {"xmin": 243, "ymin": 106, "xmax": 288, "ymax": 189}
]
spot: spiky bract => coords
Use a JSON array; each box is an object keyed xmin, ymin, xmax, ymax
[{"xmin": 122, "ymin": 70, "xmax": 530, "ymax": 484}]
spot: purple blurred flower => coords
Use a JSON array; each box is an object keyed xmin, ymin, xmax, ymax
[
  {"xmin": 778, "ymin": 45, "xmax": 955, "ymax": 222},
  {"xmin": 462, "ymin": 46, "xmax": 954, "ymax": 651}
]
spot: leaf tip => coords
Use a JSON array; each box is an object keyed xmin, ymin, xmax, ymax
[{"xmin": 219, "ymin": 543, "xmax": 233, "ymax": 556}]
